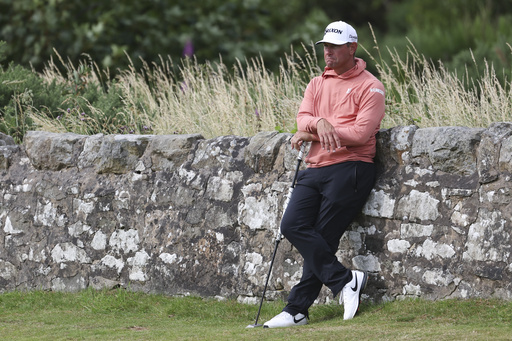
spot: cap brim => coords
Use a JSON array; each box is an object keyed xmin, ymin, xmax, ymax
[{"xmin": 315, "ymin": 39, "xmax": 349, "ymax": 45}]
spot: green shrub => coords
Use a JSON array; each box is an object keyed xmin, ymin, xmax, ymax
[
  {"xmin": 0, "ymin": 53, "xmax": 155, "ymax": 142},
  {"xmin": 0, "ymin": 40, "xmax": 6, "ymax": 66},
  {"xmin": 0, "ymin": 63, "xmax": 68, "ymax": 142}
]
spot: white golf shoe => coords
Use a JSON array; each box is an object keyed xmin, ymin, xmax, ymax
[
  {"xmin": 340, "ymin": 270, "xmax": 368, "ymax": 320},
  {"xmin": 263, "ymin": 311, "xmax": 308, "ymax": 328}
]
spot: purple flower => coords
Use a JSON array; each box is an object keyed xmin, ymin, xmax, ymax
[
  {"xmin": 183, "ymin": 39, "xmax": 194, "ymax": 58},
  {"xmin": 180, "ymin": 81, "xmax": 188, "ymax": 93}
]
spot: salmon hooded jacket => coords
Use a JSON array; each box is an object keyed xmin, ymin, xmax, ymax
[{"xmin": 297, "ymin": 57, "xmax": 385, "ymax": 168}]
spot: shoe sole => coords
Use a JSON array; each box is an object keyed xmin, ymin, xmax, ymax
[
  {"xmin": 360, "ymin": 271, "xmax": 368, "ymax": 293},
  {"xmin": 263, "ymin": 320, "xmax": 308, "ymax": 328},
  {"xmin": 355, "ymin": 271, "xmax": 368, "ymax": 314}
]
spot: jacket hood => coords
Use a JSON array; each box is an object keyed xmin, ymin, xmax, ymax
[{"xmin": 322, "ymin": 57, "xmax": 366, "ymax": 79}]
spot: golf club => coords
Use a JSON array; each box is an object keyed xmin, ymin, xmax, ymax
[{"xmin": 246, "ymin": 143, "xmax": 306, "ymax": 328}]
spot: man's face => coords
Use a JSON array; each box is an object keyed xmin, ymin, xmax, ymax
[{"xmin": 323, "ymin": 42, "xmax": 356, "ymax": 74}]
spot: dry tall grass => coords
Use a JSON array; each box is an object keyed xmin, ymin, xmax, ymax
[
  {"xmin": 363, "ymin": 31, "xmax": 512, "ymax": 128},
  {"xmin": 33, "ymin": 45, "xmax": 321, "ymax": 138},
  {"xmin": 31, "ymin": 39, "xmax": 512, "ymax": 138}
]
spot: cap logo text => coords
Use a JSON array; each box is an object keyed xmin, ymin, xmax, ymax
[{"xmin": 325, "ymin": 28, "xmax": 343, "ymax": 35}]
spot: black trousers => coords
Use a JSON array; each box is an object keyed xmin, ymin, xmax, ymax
[{"xmin": 281, "ymin": 161, "xmax": 375, "ymax": 316}]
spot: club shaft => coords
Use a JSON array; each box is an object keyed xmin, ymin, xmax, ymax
[
  {"xmin": 251, "ymin": 144, "xmax": 306, "ymax": 326},
  {"xmin": 253, "ymin": 238, "xmax": 280, "ymax": 326}
]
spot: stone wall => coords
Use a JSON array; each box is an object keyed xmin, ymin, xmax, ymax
[{"xmin": 0, "ymin": 124, "xmax": 511, "ymax": 304}]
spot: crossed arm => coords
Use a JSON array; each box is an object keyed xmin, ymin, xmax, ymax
[{"xmin": 290, "ymin": 119, "xmax": 339, "ymax": 152}]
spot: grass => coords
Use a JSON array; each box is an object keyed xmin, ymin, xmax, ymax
[
  {"xmin": 0, "ymin": 289, "xmax": 511, "ymax": 340},
  {"xmin": 4, "ymin": 27, "xmax": 512, "ymax": 141},
  {"xmin": 29, "ymin": 46, "xmax": 320, "ymax": 139},
  {"xmin": 363, "ymin": 36, "xmax": 512, "ymax": 128}
]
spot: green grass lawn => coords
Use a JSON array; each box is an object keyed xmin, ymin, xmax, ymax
[{"xmin": 1, "ymin": 289, "xmax": 511, "ymax": 340}]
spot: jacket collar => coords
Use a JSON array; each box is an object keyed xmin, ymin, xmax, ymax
[{"xmin": 322, "ymin": 57, "xmax": 366, "ymax": 79}]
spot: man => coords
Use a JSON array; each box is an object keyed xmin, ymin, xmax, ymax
[{"xmin": 263, "ymin": 21, "xmax": 385, "ymax": 328}]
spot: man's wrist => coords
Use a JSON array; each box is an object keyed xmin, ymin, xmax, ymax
[{"xmin": 313, "ymin": 118, "xmax": 325, "ymax": 132}]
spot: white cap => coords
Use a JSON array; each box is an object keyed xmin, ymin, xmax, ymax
[{"xmin": 315, "ymin": 21, "xmax": 358, "ymax": 45}]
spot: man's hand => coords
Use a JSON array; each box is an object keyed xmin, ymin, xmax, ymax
[
  {"xmin": 290, "ymin": 131, "xmax": 317, "ymax": 151},
  {"xmin": 316, "ymin": 119, "xmax": 341, "ymax": 152}
]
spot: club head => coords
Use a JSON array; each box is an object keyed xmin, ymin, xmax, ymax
[{"xmin": 246, "ymin": 323, "xmax": 263, "ymax": 328}]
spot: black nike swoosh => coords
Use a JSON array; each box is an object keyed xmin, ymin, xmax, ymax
[
  {"xmin": 293, "ymin": 315, "xmax": 306, "ymax": 324},
  {"xmin": 350, "ymin": 274, "xmax": 359, "ymax": 292}
]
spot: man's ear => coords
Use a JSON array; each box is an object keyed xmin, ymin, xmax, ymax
[{"xmin": 349, "ymin": 42, "xmax": 358, "ymax": 56}]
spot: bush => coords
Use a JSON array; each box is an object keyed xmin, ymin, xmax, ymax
[
  {"xmin": 30, "ymin": 56, "xmax": 157, "ymax": 137},
  {"xmin": 0, "ymin": 0, "xmax": 333, "ymax": 74},
  {"xmin": 0, "ymin": 40, "xmax": 6, "ymax": 66},
  {"xmin": 0, "ymin": 63, "xmax": 69, "ymax": 142},
  {"xmin": 0, "ymin": 54, "xmax": 155, "ymax": 143}
]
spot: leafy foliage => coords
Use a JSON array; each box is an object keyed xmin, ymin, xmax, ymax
[
  {"xmin": 0, "ymin": 55, "xmax": 153, "ymax": 143},
  {"xmin": 3, "ymin": 1, "xmax": 512, "ymax": 143},
  {"xmin": 377, "ymin": 0, "xmax": 512, "ymax": 83},
  {"xmin": 0, "ymin": 63, "xmax": 67, "ymax": 141},
  {"xmin": 0, "ymin": 40, "xmax": 6, "ymax": 65},
  {"xmin": 0, "ymin": 0, "xmax": 335, "ymax": 73},
  {"xmin": 3, "ymin": 0, "xmax": 512, "ymax": 86}
]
